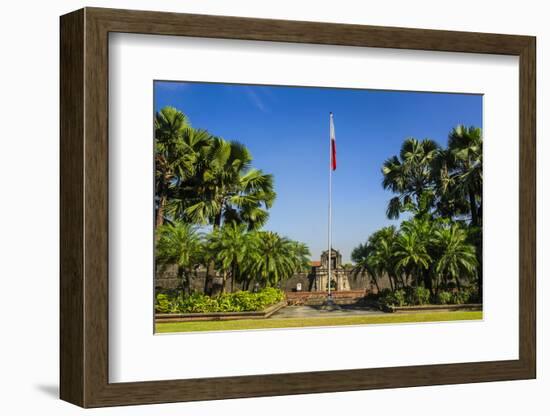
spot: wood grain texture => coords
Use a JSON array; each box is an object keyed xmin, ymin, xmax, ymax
[
  {"xmin": 518, "ymin": 38, "xmax": 537, "ymax": 375},
  {"xmin": 87, "ymin": 7, "xmax": 532, "ymax": 54},
  {"xmin": 59, "ymin": 8, "xmax": 85, "ymax": 407},
  {"xmin": 59, "ymin": 7, "xmax": 537, "ymax": 408}
]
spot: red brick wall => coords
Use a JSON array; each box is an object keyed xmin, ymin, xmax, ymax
[{"xmin": 285, "ymin": 290, "xmax": 368, "ymax": 305}]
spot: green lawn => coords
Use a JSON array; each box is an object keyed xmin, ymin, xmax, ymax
[{"xmin": 156, "ymin": 311, "xmax": 482, "ymax": 333}]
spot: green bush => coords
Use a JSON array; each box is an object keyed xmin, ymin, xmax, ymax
[
  {"xmin": 450, "ymin": 288, "xmax": 477, "ymax": 305},
  {"xmin": 380, "ymin": 287, "xmax": 431, "ymax": 307},
  {"xmin": 155, "ymin": 293, "xmax": 179, "ymax": 313},
  {"xmin": 376, "ymin": 288, "xmax": 391, "ymax": 304},
  {"xmin": 436, "ymin": 291, "xmax": 453, "ymax": 305},
  {"xmin": 372, "ymin": 286, "xmax": 481, "ymax": 309},
  {"xmin": 179, "ymin": 293, "xmax": 219, "ymax": 313},
  {"xmin": 377, "ymin": 289, "xmax": 391, "ymax": 306},
  {"xmin": 379, "ymin": 289, "xmax": 406, "ymax": 307},
  {"xmin": 378, "ymin": 288, "xmax": 392, "ymax": 297},
  {"xmin": 450, "ymin": 290, "xmax": 467, "ymax": 305},
  {"xmin": 155, "ymin": 287, "xmax": 285, "ymax": 314},
  {"xmin": 406, "ymin": 286, "xmax": 431, "ymax": 305},
  {"xmin": 378, "ymin": 293, "xmax": 390, "ymax": 306},
  {"xmin": 391, "ymin": 289, "xmax": 407, "ymax": 307}
]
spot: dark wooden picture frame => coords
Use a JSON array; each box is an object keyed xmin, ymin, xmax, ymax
[{"xmin": 60, "ymin": 7, "xmax": 536, "ymax": 408}]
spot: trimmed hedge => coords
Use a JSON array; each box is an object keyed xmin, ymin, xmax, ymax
[{"xmin": 155, "ymin": 287, "xmax": 285, "ymax": 314}]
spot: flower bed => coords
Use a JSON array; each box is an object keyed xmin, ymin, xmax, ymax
[
  {"xmin": 155, "ymin": 287, "xmax": 285, "ymax": 314},
  {"xmin": 155, "ymin": 300, "xmax": 287, "ymax": 323}
]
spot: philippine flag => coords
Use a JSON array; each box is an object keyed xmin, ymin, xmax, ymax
[{"xmin": 330, "ymin": 112, "xmax": 337, "ymax": 170}]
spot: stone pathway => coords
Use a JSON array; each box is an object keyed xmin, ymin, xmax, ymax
[{"xmin": 270, "ymin": 305, "xmax": 386, "ymax": 319}]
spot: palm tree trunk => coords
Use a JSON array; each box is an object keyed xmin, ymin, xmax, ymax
[
  {"xmin": 192, "ymin": 268, "xmax": 199, "ymax": 295},
  {"xmin": 477, "ymin": 250, "xmax": 483, "ymax": 301},
  {"xmin": 468, "ymin": 188, "xmax": 479, "ymax": 227},
  {"xmin": 392, "ymin": 275, "xmax": 398, "ymax": 290},
  {"xmin": 214, "ymin": 212, "xmax": 222, "ymax": 229},
  {"xmin": 372, "ymin": 274, "xmax": 381, "ymax": 293},
  {"xmin": 177, "ymin": 266, "xmax": 185, "ymax": 299},
  {"xmin": 155, "ymin": 192, "xmax": 167, "ymax": 240},
  {"xmin": 423, "ymin": 270, "xmax": 433, "ymax": 295},
  {"xmin": 231, "ymin": 264, "xmax": 236, "ymax": 293},
  {"xmin": 468, "ymin": 186, "xmax": 483, "ymax": 299},
  {"xmin": 476, "ymin": 230, "xmax": 483, "ymax": 301},
  {"xmin": 455, "ymin": 275, "xmax": 462, "ymax": 290},
  {"xmin": 203, "ymin": 271, "xmax": 209, "ymax": 294},
  {"xmin": 221, "ymin": 271, "xmax": 227, "ymax": 293},
  {"xmin": 204, "ymin": 211, "xmax": 223, "ymax": 295}
]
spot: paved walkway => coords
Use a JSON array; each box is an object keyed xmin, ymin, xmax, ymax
[{"xmin": 270, "ymin": 305, "xmax": 386, "ymax": 319}]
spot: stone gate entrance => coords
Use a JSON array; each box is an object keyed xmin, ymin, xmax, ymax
[{"xmin": 311, "ymin": 248, "xmax": 350, "ymax": 291}]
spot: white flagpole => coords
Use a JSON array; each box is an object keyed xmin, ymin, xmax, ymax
[{"xmin": 328, "ymin": 112, "xmax": 333, "ymax": 298}]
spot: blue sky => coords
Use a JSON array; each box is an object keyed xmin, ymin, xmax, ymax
[{"xmin": 154, "ymin": 81, "xmax": 482, "ymax": 263}]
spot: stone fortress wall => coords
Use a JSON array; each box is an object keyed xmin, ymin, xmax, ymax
[{"xmin": 156, "ymin": 248, "xmax": 393, "ymax": 294}]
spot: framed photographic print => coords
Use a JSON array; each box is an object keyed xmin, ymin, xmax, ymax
[{"xmin": 60, "ymin": 7, "xmax": 536, "ymax": 408}]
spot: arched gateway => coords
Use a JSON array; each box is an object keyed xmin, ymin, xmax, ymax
[{"xmin": 311, "ymin": 248, "xmax": 351, "ymax": 291}]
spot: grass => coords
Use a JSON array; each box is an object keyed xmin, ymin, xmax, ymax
[{"xmin": 156, "ymin": 311, "xmax": 482, "ymax": 333}]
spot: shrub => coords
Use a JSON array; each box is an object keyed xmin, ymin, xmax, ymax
[
  {"xmin": 179, "ymin": 293, "xmax": 219, "ymax": 313},
  {"xmin": 155, "ymin": 293, "xmax": 178, "ymax": 313},
  {"xmin": 379, "ymin": 289, "xmax": 406, "ymax": 307},
  {"xmin": 436, "ymin": 291, "xmax": 453, "ymax": 305},
  {"xmin": 377, "ymin": 291, "xmax": 390, "ymax": 306},
  {"xmin": 450, "ymin": 289, "xmax": 470, "ymax": 305},
  {"xmin": 378, "ymin": 288, "xmax": 392, "ymax": 297},
  {"xmin": 450, "ymin": 288, "xmax": 481, "ymax": 304},
  {"xmin": 155, "ymin": 288, "xmax": 285, "ymax": 314},
  {"xmin": 377, "ymin": 286, "xmax": 484, "ymax": 308},
  {"xmin": 391, "ymin": 289, "xmax": 407, "ymax": 306},
  {"xmin": 406, "ymin": 286, "xmax": 431, "ymax": 305}
]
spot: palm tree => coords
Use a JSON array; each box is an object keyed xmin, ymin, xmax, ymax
[
  {"xmin": 432, "ymin": 125, "xmax": 482, "ymax": 225},
  {"xmin": 170, "ymin": 137, "xmax": 275, "ymax": 294},
  {"xmin": 369, "ymin": 226, "xmax": 400, "ymax": 291},
  {"xmin": 382, "ymin": 138, "xmax": 440, "ymax": 219},
  {"xmin": 351, "ymin": 226, "xmax": 400, "ymax": 292},
  {"xmin": 154, "ymin": 106, "xmax": 191, "ymax": 230},
  {"xmin": 448, "ymin": 125, "xmax": 482, "ymax": 227},
  {"xmin": 431, "ymin": 148, "xmax": 471, "ymax": 220},
  {"xmin": 207, "ymin": 222, "xmax": 251, "ymax": 293},
  {"xmin": 156, "ymin": 221, "xmax": 203, "ymax": 296},
  {"xmin": 246, "ymin": 231, "xmax": 300, "ymax": 288},
  {"xmin": 393, "ymin": 227, "xmax": 432, "ymax": 288},
  {"xmin": 434, "ymin": 125, "xmax": 483, "ymax": 296},
  {"xmin": 288, "ymin": 241, "xmax": 311, "ymax": 273},
  {"xmin": 400, "ymin": 217, "xmax": 436, "ymax": 292},
  {"xmin": 163, "ymin": 127, "xmax": 217, "ymax": 221},
  {"xmin": 432, "ymin": 222, "xmax": 478, "ymax": 291},
  {"xmin": 175, "ymin": 137, "xmax": 276, "ymax": 231},
  {"xmin": 351, "ymin": 243, "xmax": 380, "ymax": 292}
]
